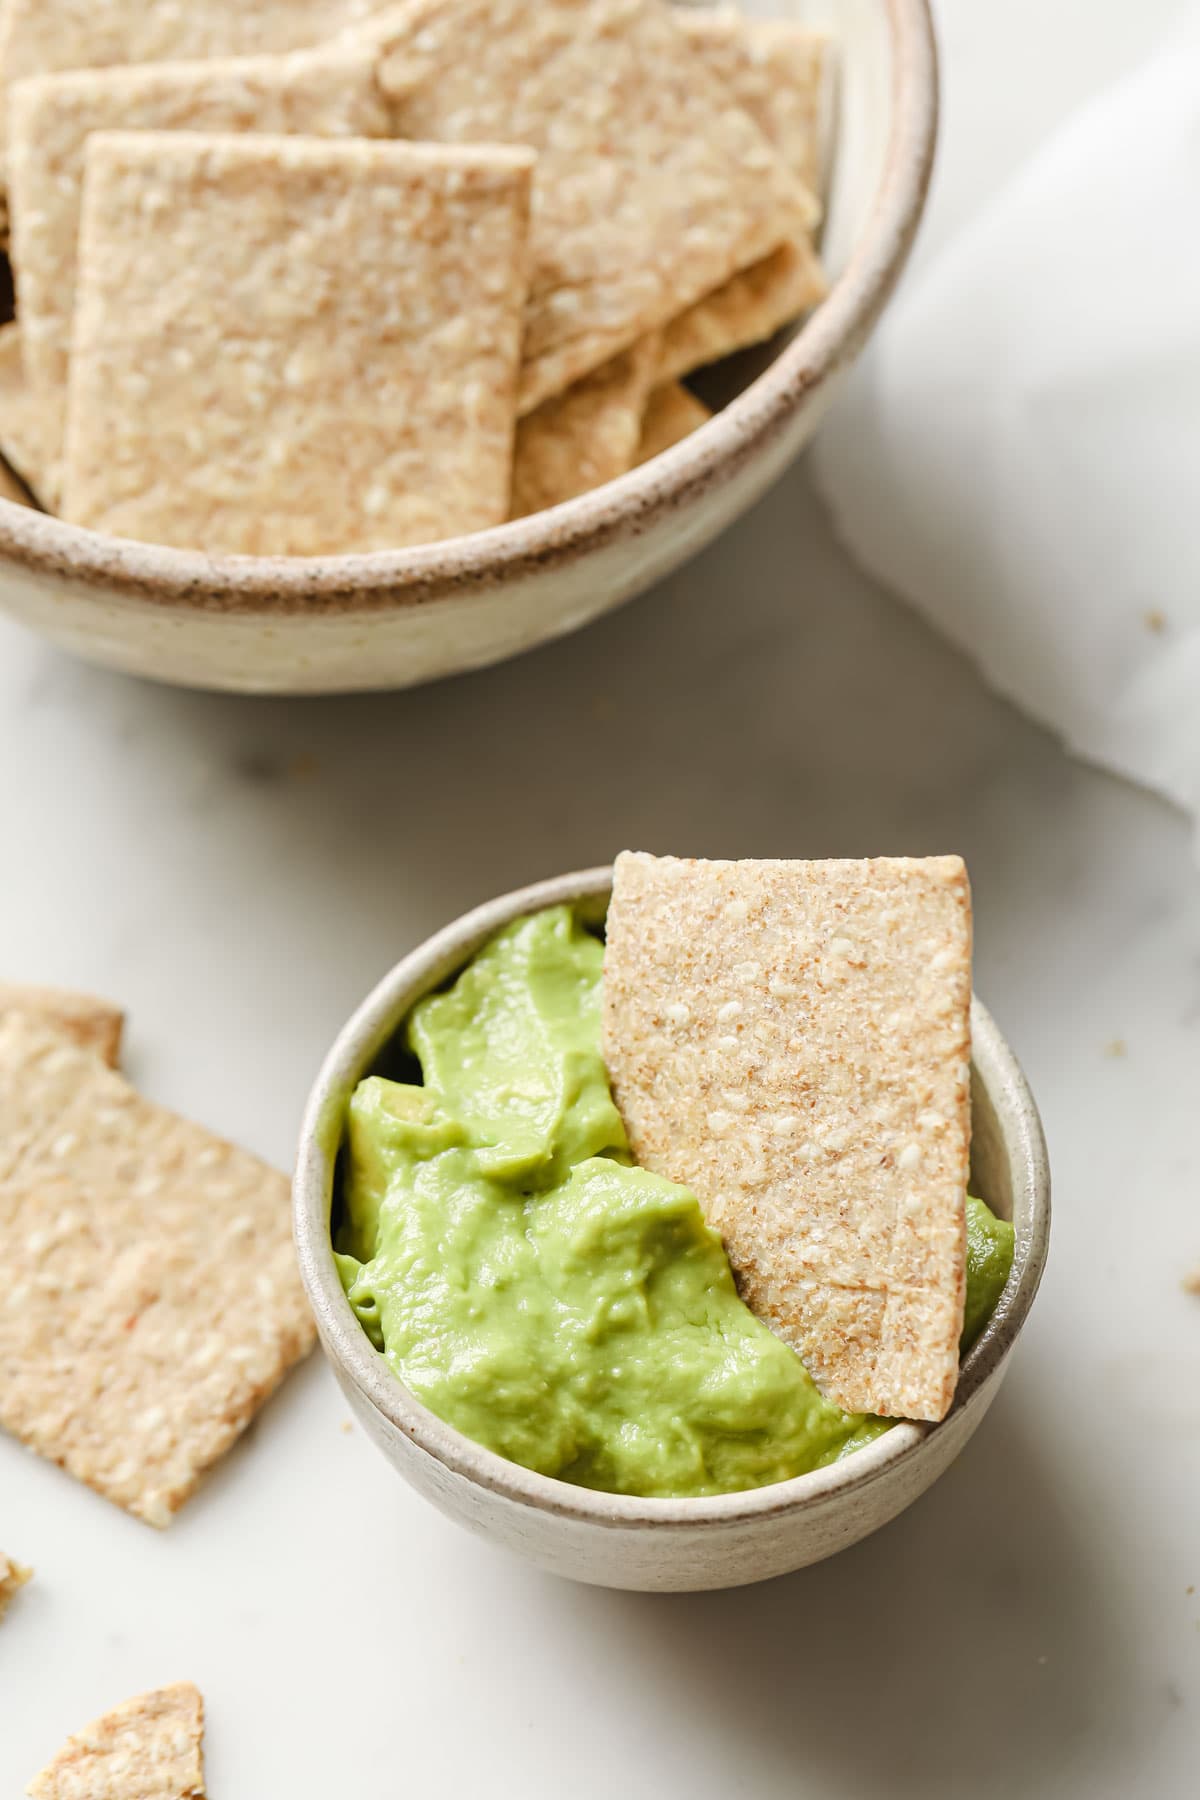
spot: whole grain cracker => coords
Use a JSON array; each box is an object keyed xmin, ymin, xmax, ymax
[
  {"xmin": 656, "ymin": 237, "xmax": 827, "ymax": 385},
  {"xmin": 657, "ymin": 9, "xmax": 831, "ymax": 380},
  {"xmin": 0, "ymin": 983, "xmax": 124, "ymax": 1066},
  {"xmin": 510, "ymin": 335, "xmax": 660, "ymax": 518},
  {"xmin": 0, "ymin": 0, "xmax": 399, "ymax": 186},
  {"xmin": 61, "ymin": 133, "xmax": 533, "ymax": 556},
  {"xmin": 9, "ymin": 44, "xmax": 391, "ymax": 486},
  {"xmin": 0, "ymin": 1015, "xmax": 315, "ymax": 1525},
  {"xmin": 603, "ymin": 852, "xmax": 973, "ymax": 1423},
  {"xmin": 28, "ymin": 1683, "xmax": 204, "ymax": 1800},
  {"xmin": 636, "ymin": 382, "xmax": 713, "ymax": 465},
  {"xmin": 0, "ymin": 1550, "xmax": 32, "ymax": 1620},
  {"xmin": 0, "ymin": 323, "xmax": 51, "ymax": 505},
  {"xmin": 676, "ymin": 7, "xmax": 833, "ymax": 200},
  {"xmin": 366, "ymin": 0, "xmax": 811, "ymax": 413}
]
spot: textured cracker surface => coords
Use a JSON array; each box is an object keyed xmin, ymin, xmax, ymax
[
  {"xmin": 636, "ymin": 382, "xmax": 712, "ymax": 464},
  {"xmin": 677, "ymin": 8, "xmax": 831, "ymax": 199},
  {"xmin": 0, "ymin": 984, "xmax": 124, "ymax": 1065},
  {"xmin": 603, "ymin": 853, "xmax": 973, "ymax": 1422},
  {"xmin": 368, "ymin": 0, "xmax": 809, "ymax": 412},
  {"xmin": 657, "ymin": 237, "xmax": 827, "ymax": 383},
  {"xmin": 27, "ymin": 1682, "xmax": 204, "ymax": 1800},
  {"xmin": 510, "ymin": 336, "xmax": 659, "ymax": 518},
  {"xmin": 0, "ymin": 322, "xmax": 50, "ymax": 503},
  {"xmin": 0, "ymin": 1016, "xmax": 315, "ymax": 1525},
  {"xmin": 0, "ymin": 0, "xmax": 396, "ymax": 181},
  {"xmin": 0, "ymin": 1550, "xmax": 31, "ymax": 1620},
  {"xmin": 9, "ymin": 44, "xmax": 390, "ymax": 483},
  {"xmin": 659, "ymin": 9, "xmax": 829, "ymax": 379},
  {"xmin": 61, "ymin": 133, "xmax": 533, "ymax": 556}
]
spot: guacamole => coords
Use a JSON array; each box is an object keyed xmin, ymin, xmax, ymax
[{"xmin": 335, "ymin": 906, "xmax": 1014, "ymax": 1499}]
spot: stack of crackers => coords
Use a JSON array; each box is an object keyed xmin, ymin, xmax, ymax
[{"xmin": 0, "ymin": 0, "xmax": 831, "ymax": 555}]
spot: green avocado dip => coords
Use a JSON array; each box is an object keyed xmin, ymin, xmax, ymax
[{"xmin": 334, "ymin": 906, "xmax": 1014, "ymax": 1500}]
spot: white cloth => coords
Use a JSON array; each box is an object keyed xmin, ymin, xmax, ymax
[{"xmin": 813, "ymin": 1, "xmax": 1200, "ymax": 841}]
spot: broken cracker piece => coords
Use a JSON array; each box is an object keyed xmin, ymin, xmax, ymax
[
  {"xmin": 0, "ymin": 323, "xmax": 51, "ymax": 505},
  {"xmin": 0, "ymin": 1551, "xmax": 32, "ymax": 1620},
  {"xmin": 62, "ymin": 132, "xmax": 533, "ymax": 555},
  {"xmin": 659, "ymin": 10, "xmax": 831, "ymax": 380},
  {"xmin": 9, "ymin": 42, "xmax": 390, "ymax": 485},
  {"xmin": 603, "ymin": 852, "xmax": 973, "ymax": 1423},
  {"xmin": 1184, "ymin": 1268, "xmax": 1200, "ymax": 1296},
  {"xmin": 366, "ymin": 0, "xmax": 811, "ymax": 413},
  {"xmin": 636, "ymin": 383, "xmax": 713, "ymax": 465},
  {"xmin": 28, "ymin": 1682, "xmax": 204, "ymax": 1800},
  {"xmin": 0, "ymin": 983, "xmax": 124, "ymax": 1065},
  {"xmin": 511, "ymin": 336, "xmax": 660, "ymax": 518},
  {"xmin": 0, "ymin": 1015, "xmax": 315, "ymax": 1525}
]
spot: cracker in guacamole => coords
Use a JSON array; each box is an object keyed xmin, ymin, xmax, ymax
[{"xmin": 335, "ymin": 906, "xmax": 1013, "ymax": 1501}]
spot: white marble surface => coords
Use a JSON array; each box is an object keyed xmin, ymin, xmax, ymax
[
  {"xmin": 1, "ymin": 458, "xmax": 1197, "ymax": 1796},
  {"xmin": 3, "ymin": 3, "xmax": 1200, "ymax": 1786}
]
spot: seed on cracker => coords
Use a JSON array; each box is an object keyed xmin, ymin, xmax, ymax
[
  {"xmin": 0, "ymin": 0, "xmax": 396, "ymax": 184},
  {"xmin": 61, "ymin": 132, "xmax": 533, "ymax": 555},
  {"xmin": 0, "ymin": 323, "xmax": 51, "ymax": 505},
  {"xmin": 27, "ymin": 1682, "xmax": 204, "ymax": 1800},
  {"xmin": 0, "ymin": 1015, "xmax": 315, "ymax": 1525},
  {"xmin": 603, "ymin": 852, "xmax": 973, "ymax": 1423},
  {"xmin": 0, "ymin": 1551, "xmax": 32, "ymax": 1621},
  {"xmin": 636, "ymin": 383, "xmax": 713, "ymax": 466},
  {"xmin": 0, "ymin": 983, "xmax": 125, "ymax": 1065},
  {"xmin": 658, "ymin": 10, "xmax": 831, "ymax": 381},
  {"xmin": 9, "ymin": 43, "xmax": 391, "ymax": 488},
  {"xmin": 510, "ymin": 336, "xmax": 660, "ymax": 519},
  {"xmin": 367, "ymin": 0, "xmax": 812, "ymax": 413}
]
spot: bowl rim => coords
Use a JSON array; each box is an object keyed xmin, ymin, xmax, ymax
[
  {"xmin": 293, "ymin": 864, "xmax": 1051, "ymax": 1533},
  {"xmin": 0, "ymin": 0, "xmax": 938, "ymax": 617}
]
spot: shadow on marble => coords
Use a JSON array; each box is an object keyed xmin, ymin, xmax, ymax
[{"xmin": 554, "ymin": 1398, "xmax": 1144, "ymax": 1799}]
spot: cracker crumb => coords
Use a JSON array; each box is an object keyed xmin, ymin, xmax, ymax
[{"xmin": 0, "ymin": 1552, "xmax": 32, "ymax": 1621}]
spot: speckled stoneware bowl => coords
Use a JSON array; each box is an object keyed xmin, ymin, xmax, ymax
[
  {"xmin": 0, "ymin": 1, "xmax": 936, "ymax": 694},
  {"xmin": 294, "ymin": 867, "xmax": 1050, "ymax": 1593}
]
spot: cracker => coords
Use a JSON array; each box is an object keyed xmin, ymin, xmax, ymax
[
  {"xmin": 657, "ymin": 237, "xmax": 827, "ymax": 384},
  {"xmin": 0, "ymin": 1550, "xmax": 32, "ymax": 1620},
  {"xmin": 0, "ymin": 0, "xmax": 397, "ymax": 183},
  {"xmin": 367, "ymin": 0, "xmax": 811, "ymax": 413},
  {"xmin": 61, "ymin": 133, "xmax": 533, "ymax": 556},
  {"xmin": 677, "ymin": 8, "xmax": 832, "ymax": 200},
  {"xmin": 602, "ymin": 853, "xmax": 973, "ymax": 1423},
  {"xmin": 28, "ymin": 1683, "xmax": 204, "ymax": 1800},
  {"xmin": 0, "ymin": 1015, "xmax": 315, "ymax": 1525},
  {"xmin": 658, "ymin": 9, "xmax": 830, "ymax": 380},
  {"xmin": 636, "ymin": 382, "xmax": 712, "ymax": 465},
  {"xmin": 0, "ymin": 983, "xmax": 124, "ymax": 1066},
  {"xmin": 510, "ymin": 336, "xmax": 660, "ymax": 518},
  {"xmin": 9, "ymin": 44, "xmax": 390, "ymax": 485},
  {"xmin": 0, "ymin": 323, "xmax": 51, "ymax": 505}
]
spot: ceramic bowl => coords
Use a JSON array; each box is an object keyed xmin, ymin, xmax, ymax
[
  {"xmin": 0, "ymin": 1, "xmax": 937, "ymax": 694},
  {"xmin": 294, "ymin": 866, "xmax": 1050, "ymax": 1593}
]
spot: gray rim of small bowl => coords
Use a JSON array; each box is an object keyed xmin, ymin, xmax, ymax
[
  {"xmin": 294, "ymin": 865, "xmax": 1051, "ymax": 1533},
  {"xmin": 0, "ymin": 0, "xmax": 938, "ymax": 617}
]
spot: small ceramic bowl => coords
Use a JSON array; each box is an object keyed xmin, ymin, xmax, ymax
[
  {"xmin": 0, "ymin": 1, "xmax": 937, "ymax": 694},
  {"xmin": 294, "ymin": 867, "xmax": 1050, "ymax": 1593}
]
